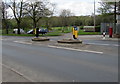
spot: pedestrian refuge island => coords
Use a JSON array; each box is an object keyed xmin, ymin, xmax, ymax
[
  {"xmin": 32, "ymin": 28, "xmax": 50, "ymax": 41},
  {"xmin": 57, "ymin": 26, "xmax": 82, "ymax": 44}
]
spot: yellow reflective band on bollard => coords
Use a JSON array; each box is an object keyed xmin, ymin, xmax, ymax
[
  {"xmin": 34, "ymin": 29, "xmax": 36, "ymax": 34},
  {"xmin": 75, "ymin": 31, "xmax": 78, "ymax": 38},
  {"xmin": 72, "ymin": 28, "xmax": 75, "ymax": 35}
]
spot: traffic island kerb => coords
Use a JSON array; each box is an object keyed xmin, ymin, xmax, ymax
[
  {"xmin": 32, "ymin": 37, "xmax": 50, "ymax": 41},
  {"xmin": 57, "ymin": 38, "xmax": 82, "ymax": 44},
  {"xmin": 113, "ymin": 34, "xmax": 120, "ymax": 38}
]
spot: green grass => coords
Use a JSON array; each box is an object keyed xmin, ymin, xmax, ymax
[
  {"xmin": 2, "ymin": 32, "xmax": 62, "ymax": 37},
  {"xmin": 45, "ymin": 32, "xmax": 62, "ymax": 36},
  {"xmin": 0, "ymin": 30, "xmax": 2, "ymax": 34},
  {"xmin": 52, "ymin": 27, "xmax": 72, "ymax": 34},
  {"xmin": 78, "ymin": 30, "xmax": 101, "ymax": 35},
  {"xmin": 2, "ymin": 27, "xmax": 101, "ymax": 36},
  {"xmin": 2, "ymin": 34, "xmax": 35, "ymax": 36},
  {"xmin": 63, "ymin": 30, "xmax": 71, "ymax": 33}
]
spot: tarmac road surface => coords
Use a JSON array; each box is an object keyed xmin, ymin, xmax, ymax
[{"xmin": 2, "ymin": 39, "xmax": 118, "ymax": 82}]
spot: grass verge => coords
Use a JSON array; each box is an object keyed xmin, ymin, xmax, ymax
[
  {"xmin": 46, "ymin": 32, "xmax": 62, "ymax": 36},
  {"xmin": 2, "ymin": 32, "xmax": 62, "ymax": 37},
  {"xmin": 78, "ymin": 30, "xmax": 101, "ymax": 35}
]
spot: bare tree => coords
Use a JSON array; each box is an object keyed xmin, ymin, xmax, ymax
[
  {"xmin": 0, "ymin": 2, "xmax": 2, "ymax": 29},
  {"xmin": 24, "ymin": 0, "xmax": 52, "ymax": 29},
  {"xmin": 8, "ymin": 0, "xmax": 24, "ymax": 34}
]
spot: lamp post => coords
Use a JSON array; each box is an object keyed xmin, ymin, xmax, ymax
[
  {"xmin": 114, "ymin": 0, "xmax": 116, "ymax": 34},
  {"xmin": 94, "ymin": 0, "xmax": 96, "ymax": 29}
]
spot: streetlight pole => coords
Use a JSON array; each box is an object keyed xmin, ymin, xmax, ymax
[
  {"xmin": 94, "ymin": 0, "xmax": 96, "ymax": 29},
  {"xmin": 114, "ymin": 0, "xmax": 116, "ymax": 34}
]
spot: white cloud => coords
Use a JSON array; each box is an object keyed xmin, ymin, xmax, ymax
[
  {"xmin": 6, "ymin": 0, "xmax": 101, "ymax": 17},
  {"xmin": 49, "ymin": 0, "xmax": 101, "ymax": 16}
]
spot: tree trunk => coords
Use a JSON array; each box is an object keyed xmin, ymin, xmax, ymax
[
  {"xmin": 33, "ymin": 20, "xmax": 37, "ymax": 35},
  {"xmin": 6, "ymin": 24, "xmax": 8, "ymax": 34},
  {"xmin": 33, "ymin": 19, "xmax": 37, "ymax": 28},
  {"xmin": 46, "ymin": 18, "xmax": 50, "ymax": 31},
  {"xmin": 17, "ymin": 21, "xmax": 21, "ymax": 34},
  {"xmin": 3, "ymin": 19, "xmax": 9, "ymax": 34}
]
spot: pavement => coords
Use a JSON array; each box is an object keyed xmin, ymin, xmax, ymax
[
  {"xmin": 2, "ymin": 65, "xmax": 30, "ymax": 82},
  {"xmin": 1, "ymin": 33, "xmax": 119, "ymax": 82},
  {"xmin": 63, "ymin": 33, "xmax": 119, "ymax": 41}
]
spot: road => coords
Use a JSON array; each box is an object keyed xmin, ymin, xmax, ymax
[
  {"xmin": 2, "ymin": 35, "xmax": 119, "ymax": 47},
  {"xmin": 2, "ymin": 36, "xmax": 118, "ymax": 82}
]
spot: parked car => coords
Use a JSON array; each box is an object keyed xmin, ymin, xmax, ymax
[
  {"xmin": 27, "ymin": 29, "xmax": 33, "ymax": 34},
  {"xmin": 13, "ymin": 29, "xmax": 25, "ymax": 34},
  {"xmin": 27, "ymin": 29, "xmax": 48, "ymax": 35}
]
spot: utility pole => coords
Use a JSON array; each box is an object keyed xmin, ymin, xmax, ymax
[
  {"xmin": 114, "ymin": 0, "xmax": 116, "ymax": 34},
  {"xmin": 6, "ymin": 9, "xmax": 8, "ymax": 34},
  {"xmin": 94, "ymin": 0, "xmax": 96, "ymax": 29},
  {"xmin": 5, "ymin": 0, "xmax": 8, "ymax": 34}
]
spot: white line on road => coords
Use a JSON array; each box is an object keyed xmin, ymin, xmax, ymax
[
  {"xmin": 1, "ymin": 63, "xmax": 35, "ymax": 82},
  {"xmin": 14, "ymin": 41, "xmax": 32, "ymax": 45},
  {"xmin": 86, "ymin": 43, "xmax": 119, "ymax": 47},
  {"xmin": 0, "ymin": 39, "xmax": 6, "ymax": 41},
  {"xmin": 48, "ymin": 45, "xmax": 103, "ymax": 54},
  {"xmin": 114, "ymin": 44, "xmax": 120, "ymax": 47}
]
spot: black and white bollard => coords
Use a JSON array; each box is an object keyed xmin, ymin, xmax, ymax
[{"xmin": 103, "ymin": 31, "xmax": 106, "ymax": 39}]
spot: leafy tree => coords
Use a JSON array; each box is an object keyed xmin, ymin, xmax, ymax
[
  {"xmin": 97, "ymin": 2, "xmax": 114, "ymax": 14},
  {"xmin": 97, "ymin": 1, "xmax": 120, "ymax": 34},
  {"xmin": 44, "ymin": 3, "xmax": 56, "ymax": 31},
  {"xmin": 59, "ymin": 9, "xmax": 74, "ymax": 32},
  {"xmin": 20, "ymin": 16, "xmax": 32, "ymax": 32}
]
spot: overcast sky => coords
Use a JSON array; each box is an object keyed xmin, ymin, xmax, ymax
[
  {"xmin": 5, "ymin": 0, "xmax": 102, "ymax": 17},
  {"xmin": 48, "ymin": 0, "xmax": 101, "ymax": 16}
]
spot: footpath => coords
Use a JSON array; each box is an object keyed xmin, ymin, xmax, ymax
[
  {"xmin": 62, "ymin": 33, "xmax": 119, "ymax": 41},
  {"xmin": 2, "ymin": 65, "xmax": 30, "ymax": 82}
]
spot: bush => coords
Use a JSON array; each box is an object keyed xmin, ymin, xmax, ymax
[
  {"xmin": 95, "ymin": 26, "xmax": 100, "ymax": 32},
  {"xmin": 80, "ymin": 26, "xmax": 84, "ymax": 29}
]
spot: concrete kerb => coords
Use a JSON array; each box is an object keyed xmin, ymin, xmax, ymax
[
  {"xmin": 78, "ymin": 35, "xmax": 119, "ymax": 41},
  {"xmin": 32, "ymin": 37, "xmax": 50, "ymax": 41},
  {"xmin": 57, "ymin": 38, "xmax": 82, "ymax": 44}
]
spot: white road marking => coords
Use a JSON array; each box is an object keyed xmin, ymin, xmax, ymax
[
  {"xmin": 0, "ymin": 39, "xmax": 7, "ymax": 41},
  {"xmin": 1, "ymin": 63, "xmax": 35, "ymax": 82},
  {"xmin": 87, "ymin": 43, "xmax": 109, "ymax": 46},
  {"xmin": 87, "ymin": 43, "xmax": 119, "ymax": 47},
  {"xmin": 14, "ymin": 41, "xmax": 32, "ymax": 45},
  {"xmin": 0, "ymin": 39, "xmax": 5, "ymax": 41},
  {"xmin": 72, "ymin": 80, "xmax": 75, "ymax": 82},
  {"xmin": 114, "ymin": 44, "xmax": 120, "ymax": 47},
  {"xmin": 48, "ymin": 45, "xmax": 103, "ymax": 54}
]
